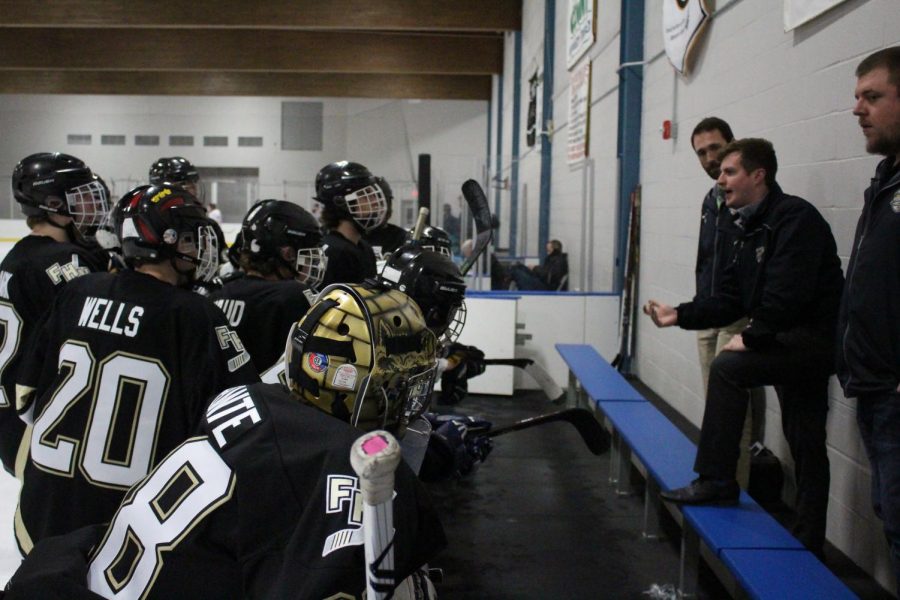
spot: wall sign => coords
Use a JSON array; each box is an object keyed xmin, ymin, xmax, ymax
[
  {"xmin": 663, "ymin": 0, "xmax": 710, "ymax": 74},
  {"xmin": 783, "ymin": 0, "xmax": 850, "ymax": 30},
  {"xmin": 567, "ymin": 0, "xmax": 595, "ymax": 69},
  {"xmin": 567, "ymin": 62, "xmax": 591, "ymax": 165}
]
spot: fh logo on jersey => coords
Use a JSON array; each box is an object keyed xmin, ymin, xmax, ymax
[
  {"xmin": 46, "ymin": 254, "xmax": 91, "ymax": 285},
  {"xmin": 322, "ymin": 474, "xmax": 365, "ymax": 557},
  {"xmin": 215, "ymin": 326, "xmax": 251, "ymax": 372}
]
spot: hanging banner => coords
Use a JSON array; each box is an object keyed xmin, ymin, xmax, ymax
[
  {"xmin": 567, "ymin": 62, "xmax": 591, "ymax": 166},
  {"xmin": 784, "ymin": 0, "xmax": 850, "ymax": 30},
  {"xmin": 526, "ymin": 69, "xmax": 542, "ymax": 148},
  {"xmin": 663, "ymin": 0, "xmax": 710, "ymax": 74},
  {"xmin": 566, "ymin": 0, "xmax": 595, "ymax": 69}
]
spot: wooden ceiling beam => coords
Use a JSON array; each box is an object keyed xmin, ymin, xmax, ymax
[
  {"xmin": 0, "ymin": 0, "xmax": 521, "ymax": 31},
  {"xmin": 0, "ymin": 27, "xmax": 502, "ymax": 75},
  {"xmin": 0, "ymin": 71, "xmax": 492, "ymax": 100}
]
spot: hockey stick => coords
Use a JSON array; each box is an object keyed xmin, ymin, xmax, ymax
[
  {"xmin": 470, "ymin": 408, "xmax": 609, "ymax": 455},
  {"xmin": 481, "ymin": 358, "xmax": 565, "ymax": 404},
  {"xmin": 410, "ymin": 207, "xmax": 430, "ymax": 242},
  {"xmin": 459, "ymin": 179, "xmax": 493, "ymax": 276},
  {"xmin": 350, "ymin": 430, "xmax": 403, "ymax": 600}
]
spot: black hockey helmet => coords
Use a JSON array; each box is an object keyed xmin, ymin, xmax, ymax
[
  {"xmin": 12, "ymin": 152, "xmax": 109, "ymax": 237},
  {"xmin": 408, "ymin": 224, "xmax": 453, "ymax": 257},
  {"xmin": 118, "ymin": 184, "xmax": 219, "ymax": 284},
  {"xmin": 314, "ymin": 161, "xmax": 387, "ymax": 233},
  {"xmin": 379, "ymin": 242, "xmax": 467, "ymax": 343},
  {"xmin": 148, "ymin": 157, "xmax": 202, "ymax": 203},
  {"xmin": 240, "ymin": 199, "xmax": 327, "ymax": 286}
]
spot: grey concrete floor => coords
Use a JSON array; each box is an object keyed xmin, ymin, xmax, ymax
[
  {"xmin": 426, "ymin": 389, "xmax": 728, "ymax": 599},
  {"xmin": 426, "ymin": 388, "xmax": 894, "ymax": 599}
]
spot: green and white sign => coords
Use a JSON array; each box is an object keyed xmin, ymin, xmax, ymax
[{"xmin": 567, "ymin": 0, "xmax": 595, "ymax": 69}]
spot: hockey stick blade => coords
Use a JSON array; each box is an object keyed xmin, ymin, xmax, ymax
[
  {"xmin": 350, "ymin": 430, "xmax": 402, "ymax": 599},
  {"xmin": 482, "ymin": 358, "xmax": 565, "ymax": 404},
  {"xmin": 475, "ymin": 408, "xmax": 610, "ymax": 455},
  {"xmin": 459, "ymin": 179, "xmax": 493, "ymax": 276}
]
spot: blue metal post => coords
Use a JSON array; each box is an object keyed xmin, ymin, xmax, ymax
[
  {"xmin": 615, "ymin": 0, "xmax": 644, "ymax": 291},
  {"xmin": 538, "ymin": 0, "xmax": 555, "ymax": 260}
]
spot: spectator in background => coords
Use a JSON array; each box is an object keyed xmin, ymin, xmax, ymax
[
  {"xmin": 691, "ymin": 117, "xmax": 765, "ymax": 489},
  {"xmin": 508, "ymin": 239, "xmax": 568, "ymax": 291},
  {"xmin": 644, "ymin": 138, "xmax": 843, "ymax": 556},
  {"xmin": 207, "ymin": 202, "xmax": 223, "ymax": 224},
  {"xmin": 840, "ymin": 46, "xmax": 900, "ymax": 585},
  {"xmin": 442, "ymin": 202, "xmax": 461, "ymax": 251}
]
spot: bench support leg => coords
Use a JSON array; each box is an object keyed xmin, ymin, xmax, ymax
[
  {"xmin": 566, "ymin": 370, "xmax": 578, "ymax": 409},
  {"xmin": 614, "ymin": 440, "xmax": 632, "ymax": 496},
  {"xmin": 642, "ymin": 480, "xmax": 662, "ymax": 540},
  {"xmin": 678, "ymin": 527, "xmax": 699, "ymax": 599}
]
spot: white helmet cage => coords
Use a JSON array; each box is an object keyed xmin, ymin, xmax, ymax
[{"xmin": 344, "ymin": 183, "xmax": 388, "ymax": 233}]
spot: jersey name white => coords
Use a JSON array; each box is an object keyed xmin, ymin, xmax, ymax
[
  {"xmin": 78, "ymin": 296, "xmax": 144, "ymax": 337},
  {"xmin": 206, "ymin": 386, "xmax": 262, "ymax": 449},
  {"xmin": 213, "ymin": 298, "xmax": 245, "ymax": 327}
]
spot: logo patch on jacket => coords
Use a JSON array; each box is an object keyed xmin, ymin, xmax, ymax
[
  {"xmin": 891, "ymin": 190, "xmax": 900, "ymax": 213},
  {"xmin": 756, "ymin": 246, "xmax": 765, "ymax": 263}
]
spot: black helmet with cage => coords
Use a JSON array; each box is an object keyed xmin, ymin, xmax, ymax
[
  {"xmin": 12, "ymin": 152, "xmax": 109, "ymax": 241},
  {"xmin": 118, "ymin": 184, "xmax": 219, "ymax": 286},
  {"xmin": 408, "ymin": 225, "xmax": 453, "ymax": 257},
  {"xmin": 314, "ymin": 161, "xmax": 388, "ymax": 233},
  {"xmin": 240, "ymin": 199, "xmax": 327, "ymax": 287},
  {"xmin": 148, "ymin": 157, "xmax": 202, "ymax": 204},
  {"xmin": 379, "ymin": 242, "xmax": 467, "ymax": 344},
  {"xmin": 284, "ymin": 283, "xmax": 438, "ymax": 436}
]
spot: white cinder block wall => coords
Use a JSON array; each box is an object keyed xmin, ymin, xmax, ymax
[
  {"xmin": 634, "ymin": 0, "xmax": 900, "ymax": 592},
  {"xmin": 491, "ymin": 0, "xmax": 899, "ymax": 592}
]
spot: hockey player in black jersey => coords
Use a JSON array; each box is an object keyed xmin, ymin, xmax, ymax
[
  {"xmin": 13, "ymin": 184, "xmax": 259, "ymax": 555},
  {"xmin": 148, "ymin": 156, "xmax": 202, "ymax": 204},
  {"xmin": 364, "ymin": 175, "xmax": 410, "ymax": 260},
  {"xmin": 317, "ymin": 161, "xmax": 386, "ymax": 285},
  {"xmin": 6, "ymin": 284, "xmax": 445, "ymax": 599},
  {"xmin": 0, "ymin": 153, "xmax": 109, "ymax": 473},
  {"xmin": 210, "ymin": 199, "xmax": 326, "ymax": 374}
]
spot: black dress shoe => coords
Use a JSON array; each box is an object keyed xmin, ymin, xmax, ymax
[{"xmin": 660, "ymin": 478, "xmax": 739, "ymax": 505}]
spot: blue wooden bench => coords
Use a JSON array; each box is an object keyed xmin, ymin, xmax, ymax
[
  {"xmin": 556, "ymin": 344, "xmax": 857, "ymax": 599},
  {"xmin": 720, "ymin": 549, "xmax": 858, "ymax": 599},
  {"xmin": 555, "ymin": 343, "xmax": 645, "ymax": 405}
]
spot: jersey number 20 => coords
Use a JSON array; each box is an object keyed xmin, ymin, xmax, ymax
[{"xmin": 30, "ymin": 341, "xmax": 170, "ymax": 489}]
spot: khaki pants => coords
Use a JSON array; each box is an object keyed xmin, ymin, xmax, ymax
[{"xmin": 697, "ymin": 318, "xmax": 767, "ymax": 488}]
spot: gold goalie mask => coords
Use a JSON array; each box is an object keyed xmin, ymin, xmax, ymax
[{"xmin": 285, "ymin": 283, "xmax": 438, "ymax": 436}]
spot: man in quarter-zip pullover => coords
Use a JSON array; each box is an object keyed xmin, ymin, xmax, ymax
[
  {"xmin": 644, "ymin": 138, "xmax": 844, "ymax": 556},
  {"xmin": 840, "ymin": 47, "xmax": 900, "ymax": 586},
  {"xmin": 691, "ymin": 118, "xmax": 765, "ymax": 489}
]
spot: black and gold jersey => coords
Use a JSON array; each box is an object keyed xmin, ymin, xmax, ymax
[
  {"xmin": 0, "ymin": 236, "xmax": 106, "ymax": 472},
  {"xmin": 5, "ymin": 382, "xmax": 445, "ymax": 599},
  {"xmin": 15, "ymin": 269, "xmax": 259, "ymax": 553},
  {"xmin": 210, "ymin": 275, "xmax": 313, "ymax": 374},
  {"xmin": 321, "ymin": 230, "xmax": 377, "ymax": 286}
]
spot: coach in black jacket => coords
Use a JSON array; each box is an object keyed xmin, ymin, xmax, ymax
[
  {"xmin": 841, "ymin": 47, "xmax": 900, "ymax": 586},
  {"xmin": 645, "ymin": 138, "xmax": 844, "ymax": 555}
]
